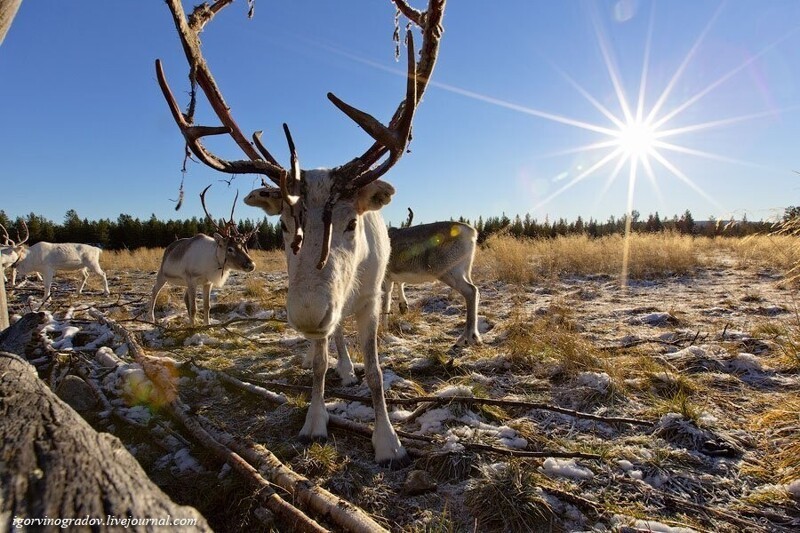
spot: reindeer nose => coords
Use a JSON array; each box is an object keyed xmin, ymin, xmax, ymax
[
  {"xmin": 287, "ymin": 302, "xmax": 335, "ymax": 338},
  {"xmin": 244, "ymin": 261, "xmax": 256, "ymax": 272}
]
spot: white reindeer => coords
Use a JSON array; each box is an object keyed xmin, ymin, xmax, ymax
[
  {"xmin": 147, "ymin": 186, "xmax": 256, "ymax": 326},
  {"xmin": 384, "ymin": 219, "xmax": 482, "ymax": 346},
  {"xmin": 158, "ymin": 0, "xmax": 445, "ymax": 466},
  {"xmin": 0, "ymin": 222, "xmax": 26, "ymax": 284},
  {"xmin": 13, "ymin": 241, "xmax": 110, "ymax": 300}
]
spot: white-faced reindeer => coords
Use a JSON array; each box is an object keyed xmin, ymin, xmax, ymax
[
  {"xmin": 384, "ymin": 218, "xmax": 482, "ymax": 346},
  {"xmin": 147, "ymin": 186, "xmax": 256, "ymax": 326},
  {"xmin": 158, "ymin": 0, "xmax": 445, "ymax": 466},
  {"xmin": 13, "ymin": 241, "xmax": 110, "ymax": 300}
]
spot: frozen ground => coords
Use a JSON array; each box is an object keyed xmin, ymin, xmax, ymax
[{"xmin": 5, "ymin": 256, "xmax": 799, "ymax": 532}]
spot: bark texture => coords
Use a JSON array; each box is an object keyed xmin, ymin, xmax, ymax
[{"xmin": 0, "ymin": 352, "xmax": 212, "ymax": 531}]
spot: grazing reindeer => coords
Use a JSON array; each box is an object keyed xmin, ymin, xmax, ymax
[
  {"xmin": 384, "ymin": 220, "xmax": 482, "ymax": 346},
  {"xmin": 13, "ymin": 241, "xmax": 110, "ymax": 300},
  {"xmin": 158, "ymin": 0, "xmax": 446, "ymax": 466},
  {"xmin": 147, "ymin": 187, "xmax": 256, "ymax": 326}
]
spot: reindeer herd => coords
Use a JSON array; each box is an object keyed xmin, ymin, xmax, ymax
[{"xmin": 3, "ymin": 0, "xmax": 468, "ymax": 467}]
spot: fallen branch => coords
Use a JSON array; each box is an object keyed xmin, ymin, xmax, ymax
[
  {"xmin": 97, "ymin": 312, "xmax": 387, "ymax": 533},
  {"xmin": 231, "ymin": 372, "xmax": 654, "ymax": 427},
  {"xmin": 208, "ymin": 365, "xmax": 602, "ymax": 461}
]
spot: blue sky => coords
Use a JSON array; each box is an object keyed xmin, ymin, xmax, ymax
[{"xmin": 2, "ymin": 0, "xmax": 799, "ymax": 227}]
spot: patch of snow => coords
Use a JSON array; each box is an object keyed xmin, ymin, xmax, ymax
[
  {"xmin": 541, "ymin": 458, "xmax": 594, "ymax": 480},
  {"xmin": 115, "ymin": 342, "xmax": 129, "ymax": 357},
  {"xmin": 786, "ymin": 479, "xmax": 800, "ymax": 498},
  {"xmin": 51, "ymin": 325, "xmax": 80, "ymax": 350},
  {"xmin": 183, "ymin": 333, "xmax": 220, "ymax": 347},
  {"xmin": 96, "ymin": 346, "xmax": 122, "ymax": 368},
  {"xmin": 171, "ymin": 448, "xmax": 203, "ymax": 475},
  {"xmin": 632, "ymin": 519, "xmax": 697, "ymax": 533},
  {"xmin": 576, "ymin": 371, "xmax": 611, "ymax": 391},
  {"xmin": 326, "ymin": 401, "xmax": 375, "ymax": 421},
  {"xmin": 727, "ymin": 353, "xmax": 763, "ymax": 373},
  {"xmin": 617, "ymin": 459, "xmax": 634, "ymax": 471},
  {"xmin": 441, "ymin": 432, "xmax": 465, "ymax": 452},
  {"xmin": 435, "ymin": 384, "xmax": 473, "ymax": 398},
  {"xmin": 628, "ymin": 312, "xmax": 676, "ymax": 326},
  {"xmin": 477, "ymin": 316, "xmax": 492, "ymax": 334},
  {"xmin": 389, "ymin": 409, "xmax": 415, "ymax": 422},
  {"xmin": 416, "ymin": 408, "xmax": 452, "ymax": 434},
  {"xmin": 628, "ymin": 470, "xmax": 643, "ymax": 480},
  {"xmin": 254, "ymin": 309, "xmax": 275, "ymax": 320}
]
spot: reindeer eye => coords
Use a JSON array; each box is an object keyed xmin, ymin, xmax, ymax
[
  {"xmin": 227, "ymin": 246, "xmax": 235, "ymax": 253},
  {"xmin": 280, "ymin": 221, "xmax": 288, "ymax": 233},
  {"xmin": 345, "ymin": 219, "xmax": 357, "ymax": 232}
]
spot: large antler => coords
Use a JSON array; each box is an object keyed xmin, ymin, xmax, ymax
[
  {"xmin": 156, "ymin": 0, "xmax": 287, "ymax": 185},
  {"xmin": 332, "ymin": 0, "xmax": 446, "ymax": 190},
  {"xmin": 0, "ymin": 220, "xmax": 28, "ymax": 247},
  {"xmin": 200, "ymin": 185, "xmax": 258, "ymax": 248},
  {"xmin": 157, "ymin": 0, "xmax": 445, "ymax": 194}
]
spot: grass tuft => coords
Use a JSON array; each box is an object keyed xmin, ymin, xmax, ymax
[{"xmin": 465, "ymin": 460, "xmax": 555, "ymax": 532}]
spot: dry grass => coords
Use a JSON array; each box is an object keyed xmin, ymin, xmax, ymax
[
  {"xmin": 479, "ymin": 232, "xmax": 711, "ymax": 284},
  {"xmin": 102, "ymin": 247, "xmax": 164, "ymax": 271},
  {"xmin": 102, "ymin": 248, "xmax": 285, "ymax": 274}
]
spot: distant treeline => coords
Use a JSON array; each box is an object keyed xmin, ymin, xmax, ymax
[{"xmin": 0, "ymin": 208, "xmax": 777, "ymax": 251}]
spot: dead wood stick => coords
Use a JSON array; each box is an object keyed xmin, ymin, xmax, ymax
[
  {"xmin": 210, "ymin": 369, "xmax": 602, "ymax": 461},
  {"xmin": 619, "ymin": 478, "xmax": 775, "ymax": 532},
  {"xmin": 232, "ymin": 373, "xmax": 653, "ymax": 427},
  {"xmin": 193, "ymin": 414, "xmax": 391, "ymax": 533},
  {"xmin": 92, "ymin": 312, "xmax": 330, "ymax": 533},
  {"xmin": 98, "ymin": 313, "xmax": 387, "ymax": 533}
]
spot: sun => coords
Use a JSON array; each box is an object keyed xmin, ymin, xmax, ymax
[{"xmin": 615, "ymin": 118, "xmax": 657, "ymax": 161}]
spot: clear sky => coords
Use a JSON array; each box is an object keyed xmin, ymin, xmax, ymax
[{"xmin": 2, "ymin": 1, "xmax": 799, "ymax": 227}]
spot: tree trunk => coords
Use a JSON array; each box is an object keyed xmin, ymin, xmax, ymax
[
  {"xmin": 0, "ymin": 352, "xmax": 212, "ymax": 531},
  {"xmin": 0, "ymin": 278, "xmax": 8, "ymax": 331},
  {"xmin": 0, "ymin": 0, "xmax": 22, "ymax": 45}
]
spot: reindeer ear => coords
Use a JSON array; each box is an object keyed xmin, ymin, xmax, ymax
[
  {"xmin": 244, "ymin": 187, "xmax": 283, "ymax": 216},
  {"xmin": 212, "ymin": 232, "xmax": 226, "ymax": 245},
  {"xmin": 356, "ymin": 180, "xmax": 395, "ymax": 213}
]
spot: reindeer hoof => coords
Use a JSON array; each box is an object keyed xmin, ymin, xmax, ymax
[
  {"xmin": 378, "ymin": 450, "xmax": 411, "ymax": 470},
  {"xmin": 297, "ymin": 434, "xmax": 328, "ymax": 445},
  {"xmin": 398, "ymin": 302, "xmax": 409, "ymax": 315}
]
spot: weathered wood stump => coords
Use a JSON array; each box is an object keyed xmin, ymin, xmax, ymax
[{"xmin": 0, "ymin": 352, "xmax": 212, "ymax": 531}]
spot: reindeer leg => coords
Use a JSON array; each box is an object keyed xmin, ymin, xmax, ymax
[
  {"xmin": 356, "ymin": 300, "xmax": 408, "ymax": 468},
  {"xmin": 381, "ymin": 279, "xmax": 394, "ymax": 330},
  {"xmin": 299, "ymin": 338, "xmax": 330, "ymax": 441},
  {"xmin": 397, "ymin": 282, "xmax": 409, "ymax": 314},
  {"xmin": 148, "ymin": 275, "xmax": 168, "ymax": 322},
  {"xmin": 441, "ymin": 272, "xmax": 482, "ymax": 347},
  {"xmin": 184, "ymin": 283, "xmax": 196, "ymax": 326},
  {"xmin": 78, "ymin": 268, "xmax": 89, "ymax": 294},
  {"xmin": 202, "ymin": 282, "xmax": 212, "ymax": 325},
  {"xmin": 333, "ymin": 325, "xmax": 357, "ymax": 386}
]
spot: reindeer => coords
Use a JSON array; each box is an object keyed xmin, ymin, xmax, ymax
[
  {"xmin": 158, "ymin": 0, "xmax": 445, "ymax": 466},
  {"xmin": 384, "ymin": 219, "xmax": 482, "ymax": 346},
  {"xmin": 13, "ymin": 241, "xmax": 110, "ymax": 300},
  {"xmin": 147, "ymin": 186, "xmax": 256, "ymax": 326},
  {"xmin": 0, "ymin": 221, "xmax": 28, "ymax": 284}
]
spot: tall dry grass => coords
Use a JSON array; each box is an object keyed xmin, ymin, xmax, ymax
[
  {"xmin": 102, "ymin": 248, "xmax": 286, "ymax": 273},
  {"xmin": 476, "ymin": 232, "xmax": 710, "ymax": 284}
]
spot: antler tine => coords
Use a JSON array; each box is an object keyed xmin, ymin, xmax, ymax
[
  {"xmin": 18, "ymin": 220, "xmax": 29, "ymax": 246},
  {"xmin": 280, "ymin": 124, "xmax": 301, "ymax": 206},
  {"xmin": 333, "ymin": 0, "xmax": 446, "ymax": 188},
  {"xmin": 159, "ymin": 0, "xmax": 286, "ymax": 184},
  {"xmin": 0, "ymin": 223, "xmax": 12, "ymax": 246},
  {"xmin": 200, "ymin": 184, "xmax": 224, "ymax": 236}
]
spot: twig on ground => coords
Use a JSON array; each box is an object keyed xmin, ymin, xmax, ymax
[{"xmin": 96, "ymin": 311, "xmax": 387, "ymax": 533}]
